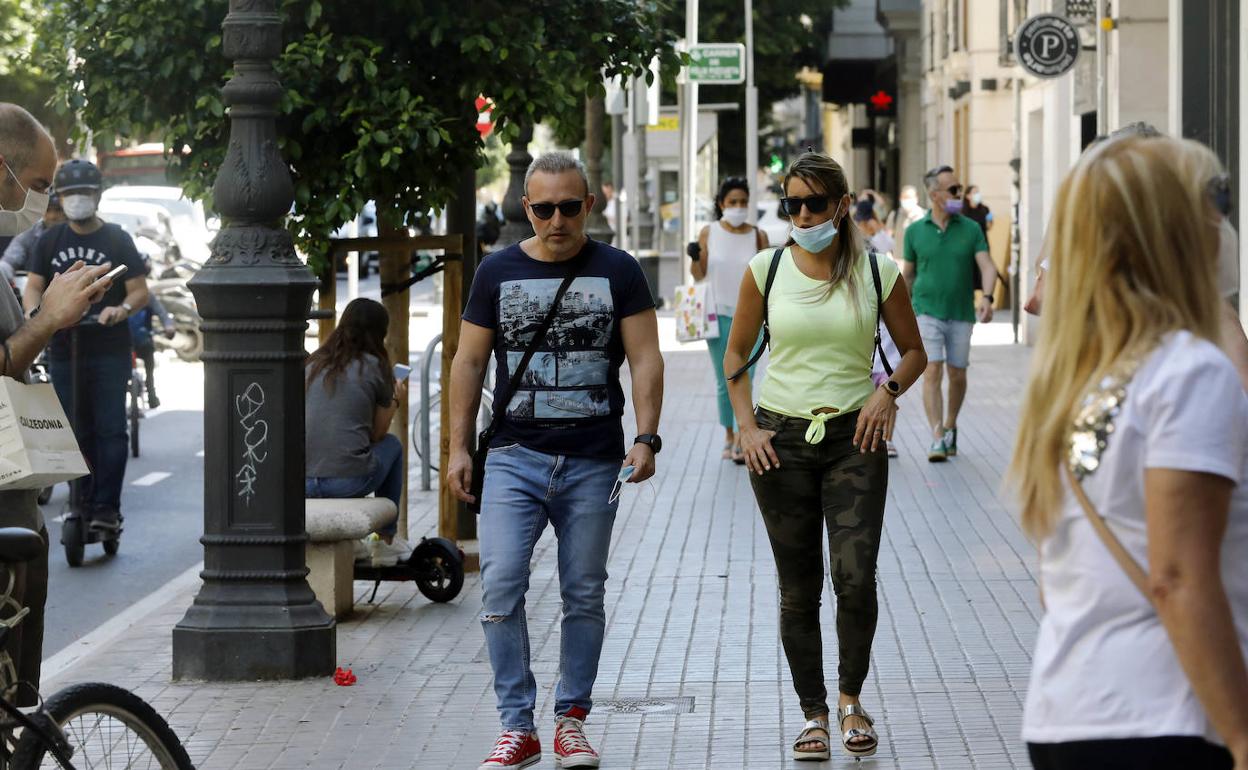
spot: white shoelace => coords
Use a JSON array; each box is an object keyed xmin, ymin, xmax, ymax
[
  {"xmin": 556, "ymin": 717, "xmax": 593, "ymax": 754},
  {"xmin": 487, "ymin": 730, "xmax": 530, "ymax": 760}
]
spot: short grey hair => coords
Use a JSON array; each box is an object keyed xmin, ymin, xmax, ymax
[
  {"xmin": 524, "ymin": 151, "xmax": 589, "ymax": 198},
  {"xmin": 0, "ymin": 104, "xmax": 52, "ymax": 177},
  {"xmin": 923, "ymin": 165, "xmax": 954, "ymax": 191}
]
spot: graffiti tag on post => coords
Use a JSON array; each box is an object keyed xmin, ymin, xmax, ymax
[{"xmin": 235, "ymin": 382, "xmax": 269, "ymax": 505}]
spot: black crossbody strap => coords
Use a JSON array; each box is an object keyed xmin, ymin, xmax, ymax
[
  {"xmin": 727, "ymin": 247, "xmax": 783, "ymax": 382},
  {"xmin": 482, "ymin": 254, "xmax": 587, "ymax": 442},
  {"xmin": 868, "ymin": 250, "xmax": 894, "ymax": 377}
]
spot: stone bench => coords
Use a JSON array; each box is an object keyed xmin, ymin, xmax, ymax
[{"xmin": 305, "ymin": 498, "xmax": 398, "ymax": 618}]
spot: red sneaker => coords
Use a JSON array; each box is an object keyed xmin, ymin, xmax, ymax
[
  {"xmin": 479, "ymin": 730, "xmax": 541, "ymax": 769},
  {"xmin": 554, "ymin": 706, "xmax": 600, "ymax": 768}
]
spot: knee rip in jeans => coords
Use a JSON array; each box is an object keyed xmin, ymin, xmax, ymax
[{"xmin": 480, "ymin": 611, "xmax": 509, "ymax": 623}]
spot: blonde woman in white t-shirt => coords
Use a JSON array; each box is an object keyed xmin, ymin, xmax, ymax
[
  {"xmin": 1010, "ymin": 136, "xmax": 1248, "ymax": 769},
  {"xmin": 691, "ymin": 177, "xmax": 769, "ymax": 463}
]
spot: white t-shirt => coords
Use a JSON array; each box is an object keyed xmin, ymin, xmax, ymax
[
  {"xmin": 1023, "ymin": 331, "xmax": 1248, "ymax": 745},
  {"xmin": 707, "ymin": 222, "xmax": 760, "ymax": 318}
]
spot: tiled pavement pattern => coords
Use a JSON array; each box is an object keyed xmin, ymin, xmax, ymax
[{"xmin": 43, "ymin": 328, "xmax": 1039, "ymax": 769}]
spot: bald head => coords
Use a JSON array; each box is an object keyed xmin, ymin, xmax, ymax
[{"xmin": 0, "ymin": 104, "xmax": 56, "ymax": 211}]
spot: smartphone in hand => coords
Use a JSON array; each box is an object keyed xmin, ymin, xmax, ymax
[
  {"xmin": 95, "ymin": 264, "xmax": 127, "ymax": 286},
  {"xmin": 394, "ymin": 363, "xmax": 412, "ymax": 382}
]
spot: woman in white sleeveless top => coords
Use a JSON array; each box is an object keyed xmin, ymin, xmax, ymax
[{"xmin": 691, "ymin": 177, "xmax": 769, "ymax": 463}]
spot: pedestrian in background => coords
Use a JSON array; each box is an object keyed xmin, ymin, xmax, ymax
[
  {"xmin": 690, "ymin": 176, "xmax": 768, "ymax": 463},
  {"xmin": 723, "ymin": 151, "xmax": 926, "ymax": 762},
  {"xmin": 1012, "ymin": 136, "xmax": 1248, "ymax": 770},
  {"xmin": 127, "ymin": 287, "xmax": 175, "ymax": 409},
  {"xmin": 902, "ymin": 165, "xmax": 998, "ymax": 462},
  {"xmin": 885, "ymin": 184, "xmax": 926, "ymax": 257},
  {"xmin": 25, "ymin": 159, "xmax": 149, "ymax": 535},
  {"xmin": 962, "ymin": 184, "xmax": 993, "ymax": 237},
  {"xmin": 304, "ymin": 298, "xmax": 409, "ymax": 566},
  {"xmin": 448, "ymin": 152, "xmax": 664, "ymax": 770},
  {"xmin": 854, "ymin": 199, "xmax": 902, "ymax": 458}
]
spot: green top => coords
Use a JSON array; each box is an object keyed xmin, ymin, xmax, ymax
[
  {"xmin": 749, "ymin": 247, "xmax": 900, "ymax": 426},
  {"xmin": 902, "ymin": 211, "xmax": 988, "ymax": 322}
]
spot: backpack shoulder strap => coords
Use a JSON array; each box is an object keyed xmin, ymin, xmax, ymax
[
  {"xmin": 728, "ymin": 247, "xmax": 783, "ymax": 382},
  {"xmin": 867, "ymin": 250, "xmax": 894, "ymax": 377}
]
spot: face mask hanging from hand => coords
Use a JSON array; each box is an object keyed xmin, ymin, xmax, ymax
[
  {"xmin": 0, "ymin": 164, "xmax": 50, "ymax": 237},
  {"xmin": 721, "ymin": 207, "xmax": 749, "ymax": 227},
  {"xmin": 790, "ymin": 201, "xmax": 843, "ymax": 253}
]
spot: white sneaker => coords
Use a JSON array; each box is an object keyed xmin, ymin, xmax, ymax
[{"xmin": 368, "ymin": 534, "xmax": 412, "ymax": 567}]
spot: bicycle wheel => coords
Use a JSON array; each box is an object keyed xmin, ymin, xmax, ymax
[{"xmin": 12, "ymin": 682, "xmax": 193, "ymax": 770}]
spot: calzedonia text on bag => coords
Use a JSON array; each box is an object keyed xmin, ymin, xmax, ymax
[{"xmin": 0, "ymin": 377, "xmax": 88, "ymax": 490}]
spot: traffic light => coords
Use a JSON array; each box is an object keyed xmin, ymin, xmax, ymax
[{"xmin": 768, "ymin": 153, "xmax": 784, "ymax": 174}]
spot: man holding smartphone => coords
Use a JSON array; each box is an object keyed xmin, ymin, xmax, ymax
[{"xmin": 24, "ymin": 159, "xmax": 148, "ymax": 534}]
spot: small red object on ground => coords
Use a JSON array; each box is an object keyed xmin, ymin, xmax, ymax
[{"xmin": 333, "ymin": 667, "xmax": 357, "ymax": 686}]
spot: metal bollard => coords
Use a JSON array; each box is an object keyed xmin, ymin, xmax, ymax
[{"xmin": 419, "ymin": 334, "xmax": 442, "ymax": 491}]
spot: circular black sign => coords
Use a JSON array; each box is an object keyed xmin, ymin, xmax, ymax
[{"xmin": 1016, "ymin": 14, "xmax": 1081, "ymax": 79}]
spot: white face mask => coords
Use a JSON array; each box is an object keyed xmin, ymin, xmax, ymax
[
  {"xmin": 721, "ymin": 207, "xmax": 749, "ymax": 227},
  {"xmin": 900, "ymin": 196, "xmax": 918, "ymax": 212},
  {"xmin": 61, "ymin": 193, "xmax": 98, "ymax": 222},
  {"xmin": 0, "ymin": 163, "xmax": 50, "ymax": 237}
]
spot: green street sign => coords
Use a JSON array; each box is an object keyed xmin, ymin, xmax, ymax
[{"xmin": 688, "ymin": 43, "xmax": 746, "ymax": 85}]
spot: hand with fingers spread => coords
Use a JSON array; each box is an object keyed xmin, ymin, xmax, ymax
[
  {"xmin": 853, "ymin": 387, "xmax": 899, "ymax": 454},
  {"xmin": 37, "ymin": 260, "xmax": 113, "ymax": 330},
  {"xmin": 738, "ymin": 422, "xmax": 780, "ymax": 475}
]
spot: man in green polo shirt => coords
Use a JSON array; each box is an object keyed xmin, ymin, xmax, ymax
[{"xmin": 902, "ymin": 165, "xmax": 998, "ymax": 462}]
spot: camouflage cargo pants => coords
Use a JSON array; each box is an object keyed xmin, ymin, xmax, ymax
[{"xmin": 750, "ymin": 407, "xmax": 887, "ymax": 718}]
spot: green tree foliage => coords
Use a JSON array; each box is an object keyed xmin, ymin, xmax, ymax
[
  {"xmin": 35, "ymin": 0, "xmax": 679, "ymax": 263},
  {"xmin": 0, "ymin": 0, "xmax": 73, "ymax": 149}
]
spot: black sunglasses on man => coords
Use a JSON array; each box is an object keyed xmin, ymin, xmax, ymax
[{"xmin": 529, "ymin": 199, "xmax": 584, "ymax": 220}]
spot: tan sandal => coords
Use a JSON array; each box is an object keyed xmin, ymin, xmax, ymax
[
  {"xmin": 837, "ymin": 704, "xmax": 878, "ymax": 759},
  {"xmin": 791, "ymin": 717, "xmax": 831, "ymax": 761}
]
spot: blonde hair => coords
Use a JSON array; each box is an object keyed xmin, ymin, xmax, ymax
[
  {"xmin": 1009, "ymin": 137, "xmax": 1225, "ymax": 539},
  {"xmin": 783, "ymin": 152, "xmax": 865, "ymax": 315}
]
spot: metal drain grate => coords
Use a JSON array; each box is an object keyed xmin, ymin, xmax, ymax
[{"xmin": 596, "ymin": 696, "xmax": 695, "ymax": 715}]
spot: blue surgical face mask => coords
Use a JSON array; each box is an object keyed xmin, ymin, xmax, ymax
[
  {"xmin": 790, "ymin": 201, "xmax": 843, "ymax": 253},
  {"xmin": 944, "ymin": 199, "xmax": 964, "ymax": 215}
]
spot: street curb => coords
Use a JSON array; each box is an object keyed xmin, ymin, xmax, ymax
[{"xmin": 40, "ymin": 561, "xmax": 204, "ymax": 683}]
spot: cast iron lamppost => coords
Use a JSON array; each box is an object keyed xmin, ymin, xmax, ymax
[
  {"xmin": 172, "ymin": 0, "xmax": 335, "ymax": 680},
  {"xmin": 497, "ymin": 125, "xmax": 535, "ymax": 247}
]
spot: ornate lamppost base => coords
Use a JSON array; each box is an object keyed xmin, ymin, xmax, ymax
[{"xmin": 172, "ymin": 623, "xmax": 334, "ymax": 681}]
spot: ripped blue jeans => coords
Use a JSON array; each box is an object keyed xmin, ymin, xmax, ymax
[{"xmin": 478, "ymin": 443, "xmax": 620, "ymax": 733}]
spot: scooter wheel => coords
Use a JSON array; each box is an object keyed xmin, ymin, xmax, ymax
[
  {"xmin": 412, "ymin": 537, "xmax": 464, "ymax": 603},
  {"xmin": 103, "ymin": 536, "xmax": 119, "ymax": 556},
  {"xmin": 62, "ymin": 519, "xmax": 84, "ymax": 567}
]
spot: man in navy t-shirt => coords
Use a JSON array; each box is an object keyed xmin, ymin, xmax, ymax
[
  {"xmin": 449, "ymin": 152, "xmax": 664, "ymax": 770},
  {"xmin": 24, "ymin": 160, "xmax": 149, "ymax": 534}
]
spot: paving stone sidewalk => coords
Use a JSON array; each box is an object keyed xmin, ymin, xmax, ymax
[{"xmin": 43, "ymin": 327, "xmax": 1039, "ymax": 770}]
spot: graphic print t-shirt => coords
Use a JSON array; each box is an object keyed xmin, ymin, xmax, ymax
[
  {"xmin": 31, "ymin": 222, "xmax": 147, "ymax": 358},
  {"xmin": 462, "ymin": 239, "xmax": 655, "ymax": 459}
]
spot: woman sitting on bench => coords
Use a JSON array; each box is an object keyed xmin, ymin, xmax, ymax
[{"xmin": 305, "ymin": 298, "xmax": 409, "ymax": 566}]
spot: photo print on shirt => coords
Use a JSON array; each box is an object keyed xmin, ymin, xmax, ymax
[{"xmin": 500, "ymin": 276, "xmax": 614, "ymax": 421}]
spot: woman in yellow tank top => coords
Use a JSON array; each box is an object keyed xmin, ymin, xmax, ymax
[{"xmin": 723, "ymin": 152, "xmax": 927, "ymax": 762}]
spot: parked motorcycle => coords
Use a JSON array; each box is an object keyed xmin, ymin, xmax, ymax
[{"xmin": 150, "ymin": 262, "xmax": 204, "ymax": 363}]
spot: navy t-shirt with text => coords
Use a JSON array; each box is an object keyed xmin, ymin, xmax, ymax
[
  {"xmin": 462, "ymin": 239, "xmax": 655, "ymax": 460},
  {"xmin": 31, "ymin": 222, "xmax": 147, "ymax": 358}
]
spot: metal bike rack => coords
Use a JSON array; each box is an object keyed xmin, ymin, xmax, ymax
[{"xmin": 419, "ymin": 334, "xmax": 442, "ymax": 491}]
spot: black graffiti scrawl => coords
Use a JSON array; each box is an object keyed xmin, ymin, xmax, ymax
[{"xmin": 499, "ymin": 277, "xmax": 613, "ymax": 420}]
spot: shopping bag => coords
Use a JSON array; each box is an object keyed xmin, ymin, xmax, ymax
[
  {"xmin": 673, "ymin": 281, "xmax": 720, "ymax": 343},
  {"xmin": 0, "ymin": 377, "xmax": 89, "ymax": 490}
]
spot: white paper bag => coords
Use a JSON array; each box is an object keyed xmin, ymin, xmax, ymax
[
  {"xmin": 0, "ymin": 377, "xmax": 89, "ymax": 490},
  {"xmin": 673, "ymin": 281, "xmax": 720, "ymax": 343}
]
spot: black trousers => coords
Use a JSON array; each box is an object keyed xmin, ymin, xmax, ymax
[{"xmin": 1029, "ymin": 736, "xmax": 1232, "ymax": 770}]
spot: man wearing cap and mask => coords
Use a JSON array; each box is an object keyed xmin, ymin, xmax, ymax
[
  {"xmin": 0, "ymin": 103, "xmax": 118, "ymax": 704},
  {"xmin": 25, "ymin": 158, "xmax": 149, "ymax": 538}
]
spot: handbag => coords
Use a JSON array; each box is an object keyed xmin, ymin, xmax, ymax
[
  {"xmin": 0, "ymin": 376, "xmax": 89, "ymax": 490},
  {"xmin": 467, "ymin": 253, "xmax": 589, "ymax": 513},
  {"xmin": 673, "ymin": 281, "xmax": 720, "ymax": 343}
]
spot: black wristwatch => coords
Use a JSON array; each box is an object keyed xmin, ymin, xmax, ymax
[
  {"xmin": 882, "ymin": 380, "xmax": 901, "ymax": 397},
  {"xmin": 982, "ymin": 294, "xmax": 994, "ymax": 303},
  {"xmin": 634, "ymin": 434, "xmax": 662, "ymax": 454}
]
